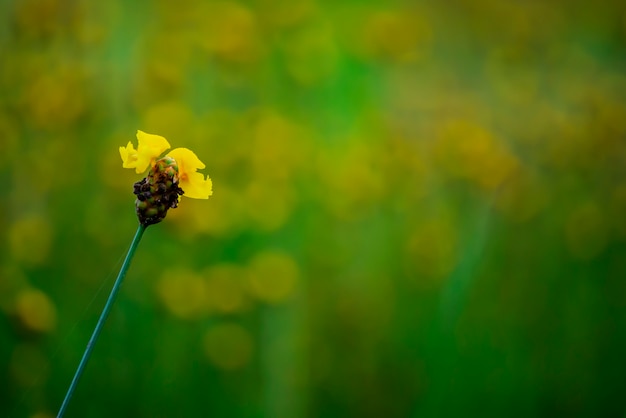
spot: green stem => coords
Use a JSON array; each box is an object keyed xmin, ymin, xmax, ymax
[{"xmin": 57, "ymin": 224, "xmax": 147, "ymax": 418}]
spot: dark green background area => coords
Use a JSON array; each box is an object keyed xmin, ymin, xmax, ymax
[{"xmin": 1, "ymin": 0, "xmax": 626, "ymax": 417}]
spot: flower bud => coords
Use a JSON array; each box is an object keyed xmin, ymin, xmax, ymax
[{"xmin": 133, "ymin": 156, "xmax": 184, "ymax": 226}]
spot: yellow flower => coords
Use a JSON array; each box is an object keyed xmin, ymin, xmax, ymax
[
  {"xmin": 119, "ymin": 130, "xmax": 213, "ymax": 200},
  {"xmin": 167, "ymin": 148, "xmax": 213, "ymax": 199},
  {"xmin": 119, "ymin": 130, "xmax": 170, "ymax": 174}
]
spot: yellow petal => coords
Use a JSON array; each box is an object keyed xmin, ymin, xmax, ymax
[
  {"xmin": 168, "ymin": 148, "xmax": 213, "ymax": 199},
  {"xmin": 119, "ymin": 130, "xmax": 171, "ymax": 173},
  {"xmin": 119, "ymin": 142, "xmax": 138, "ymax": 169},
  {"xmin": 135, "ymin": 130, "xmax": 171, "ymax": 173},
  {"xmin": 136, "ymin": 130, "xmax": 170, "ymax": 156},
  {"xmin": 168, "ymin": 147, "xmax": 205, "ymax": 171},
  {"xmin": 181, "ymin": 171, "xmax": 213, "ymax": 199}
]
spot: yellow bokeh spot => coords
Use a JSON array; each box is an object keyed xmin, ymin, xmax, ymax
[
  {"xmin": 203, "ymin": 323, "xmax": 253, "ymax": 370},
  {"xmin": 435, "ymin": 119, "xmax": 519, "ymax": 191},
  {"xmin": 198, "ymin": 1, "xmax": 260, "ymax": 63},
  {"xmin": 360, "ymin": 10, "xmax": 431, "ymax": 62},
  {"xmin": 318, "ymin": 143, "xmax": 385, "ymax": 221},
  {"xmin": 9, "ymin": 216, "xmax": 53, "ymax": 266},
  {"xmin": 248, "ymin": 251, "xmax": 299, "ymax": 304},
  {"xmin": 14, "ymin": 0, "xmax": 61, "ymax": 38},
  {"xmin": 564, "ymin": 202, "xmax": 608, "ymax": 261},
  {"xmin": 15, "ymin": 288, "xmax": 57, "ymax": 333},
  {"xmin": 156, "ymin": 269, "xmax": 209, "ymax": 320},
  {"xmin": 205, "ymin": 264, "xmax": 249, "ymax": 314},
  {"xmin": 23, "ymin": 67, "xmax": 86, "ymax": 130}
]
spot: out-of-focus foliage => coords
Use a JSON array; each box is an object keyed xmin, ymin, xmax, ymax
[{"xmin": 1, "ymin": 0, "xmax": 626, "ymax": 417}]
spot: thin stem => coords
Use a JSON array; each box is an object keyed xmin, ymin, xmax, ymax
[{"xmin": 57, "ymin": 224, "xmax": 147, "ymax": 418}]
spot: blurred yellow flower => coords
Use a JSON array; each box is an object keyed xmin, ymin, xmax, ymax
[
  {"xmin": 119, "ymin": 130, "xmax": 213, "ymax": 200},
  {"xmin": 247, "ymin": 251, "xmax": 299, "ymax": 304},
  {"xmin": 15, "ymin": 288, "xmax": 57, "ymax": 333}
]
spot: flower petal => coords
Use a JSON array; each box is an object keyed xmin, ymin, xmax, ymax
[
  {"xmin": 120, "ymin": 130, "xmax": 171, "ymax": 173},
  {"xmin": 167, "ymin": 148, "xmax": 212, "ymax": 199},
  {"xmin": 181, "ymin": 171, "xmax": 213, "ymax": 199},
  {"xmin": 119, "ymin": 141, "xmax": 139, "ymax": 169},
  {"xmin": 135, "ymin": 130, "xmax": 171, "ymax": 173},
  {"xmin": 167, "ymin": 148, "xmax": 205, "ymax": 171}
]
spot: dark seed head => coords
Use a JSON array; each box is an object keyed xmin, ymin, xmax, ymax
[{"xmin": 132, "ymin": 159, "xmax": 184, "ymax": 226}]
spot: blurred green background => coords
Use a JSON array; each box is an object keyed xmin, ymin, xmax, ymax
[{"xmin": 2, "ymin": 0, "xmax": 626, "ymax": 417}]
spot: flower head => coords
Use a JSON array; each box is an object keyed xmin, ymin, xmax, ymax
[
  {"xmin": 120, "ymin": 131, "xmax": 170, "ymax": 174},
  {"xmin": 119, "ymin": 130, "xmax": 213, "ymax": 226}
]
